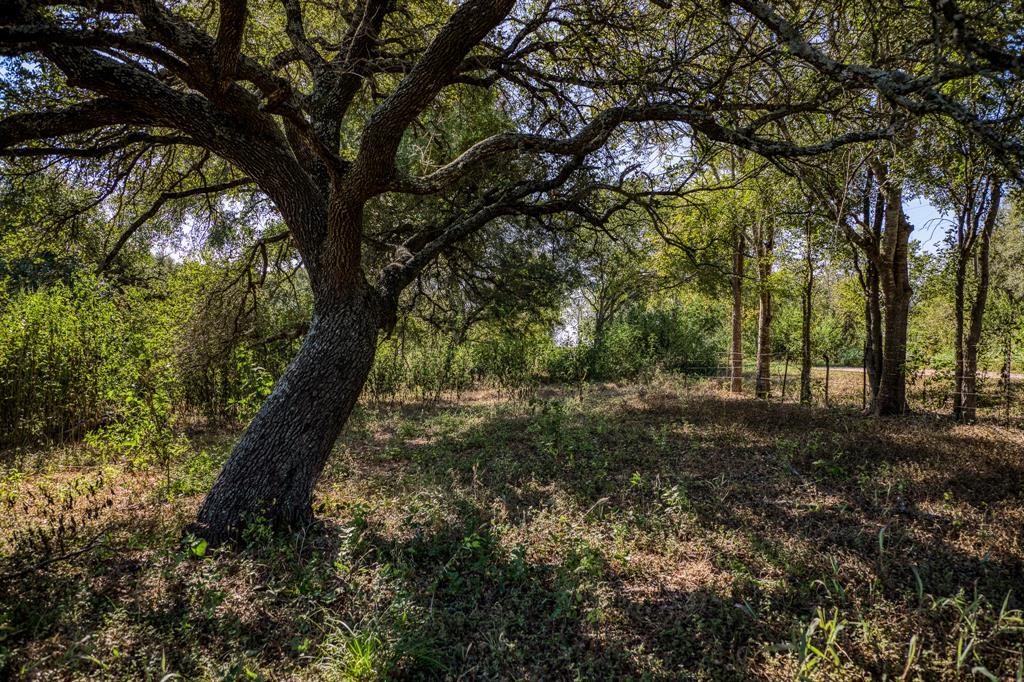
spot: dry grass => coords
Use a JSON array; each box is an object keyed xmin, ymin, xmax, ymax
[{"xmin": 2, "ymin": 375, "xmax": 1023, "ymax": 680}]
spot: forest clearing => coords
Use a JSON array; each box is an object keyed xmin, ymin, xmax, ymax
[
  {"xmin": 3, "ymin": 376, "xmax": 1024, "ymax": 679},
  {"xmin": 3, "ymin": 0, "xmax": 1024, "ymax": 679}
]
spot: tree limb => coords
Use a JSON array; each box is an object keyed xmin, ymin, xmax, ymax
[
  {"xmin": 214, "ymin": 0, "xmax": 249, "ymax": 89},
  {"xmin": 97, "ymin": 178, "xmax": 255, "ymax": 273},
  {"xmin": 350, "ymin": 0, "xmax": 516, "ymax": 196}
]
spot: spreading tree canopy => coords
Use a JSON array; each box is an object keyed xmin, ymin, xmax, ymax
[{"xmin": 1, "ymin": 0, "xmax": 1021, "ymax": 541}]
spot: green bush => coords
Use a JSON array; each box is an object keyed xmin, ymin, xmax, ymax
[
  {"xmin": 0, "ymin": 277, "xmax": 137, "ymax": 447},
  {"xmin": 586, "ymin": 297, "xmax": 726, "ymax": 380},
  {"xmin": 0, "ymin": 268, "xmax": 294, "ymax": 453}
]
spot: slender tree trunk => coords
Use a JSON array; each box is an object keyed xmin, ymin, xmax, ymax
[
  {"xmin": 953, "ymin": 254, "xmax": 967, "ymax": 420},
  {"xmin": 756, "ymin": 291, "xmax": 772, "ymax": 398},
  {"xmin": 962, "ymin": 320, "xmax": 981, "ymax": 422},
  {"xmin": 731, "ymin": 228, "xmax": 745, "ymax": 393},
  {"xmin": 1004, "ymin": 305, "xmax": 1014, "ymax": 424},
  {"xmin": 800, "ymin": 222, "xmax": 813, "ymax": 404},
  {"xmin": 192, "ymin": 288, "xmax": 380, "ymax": 544},
  {"xmin": 864, "ymin": 263, "xmax": 883, "ymax": 403},
  {"xmin": 824, "ymin": 354, "xmax": 831, "ymax": 407},
  {"xmin": 962, "ymin": 181, "xmax": 1002, "ymax": 421},
  {"xmin": 594, "ymin": 309, "xmax": 607, "ymax": 352},
  {"xmin": 857, "ymin": 173, "xmax": 884, "ymax": 408},
  {"xmin": 755, "ymin": 223, "xmax": 774, "ymax": 399},
  {"xmin": 781, "ymin": 354, "xmax": 789, "ymax": 401},
  {"xmin": 590, "ymin": 284, "xmax": 613, "ymax": 377},
  {"xmin": 1001, "ymin": 323, "xmax": 1012, "ymax": 395},
  {"xmin": 1001, "ymin": 293, "xmax": 1016, "ymax": 400},
  {"xmin": 436, "ymin": 321, "xmax": 469, "ymax": 403}
]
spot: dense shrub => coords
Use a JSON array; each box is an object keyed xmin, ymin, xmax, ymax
[
  {"xmin": 587, "ymin": 297, "xmax": 727, "ymax": 380},
  {"xmin": 366, "ymin": 326, "xmax": 474, "ymax": 404},
  {"xmin": 0, "ymin": 268, "xmax": 302, "ymax": 451},
  {"xmin": 171, "ymin": 266, "xmax": 301, "ymax": 424},
  {"xmin": 0, "ymin": 277, "xmax": 138, "ymax": 447}
]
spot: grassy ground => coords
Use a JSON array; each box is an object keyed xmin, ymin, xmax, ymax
[{"xmin": 2, "ymin": 376, "xmax": 1024, "ymax": 680}]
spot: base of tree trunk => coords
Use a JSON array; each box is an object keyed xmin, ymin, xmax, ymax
[{"xmin": 190, "ymin": 294, "xmax": 379, "ymax": 545}]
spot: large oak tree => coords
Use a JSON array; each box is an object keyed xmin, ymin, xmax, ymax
[{"xmin": 2, "ymin": 0, "xmax": 1020, "ymax": 541}]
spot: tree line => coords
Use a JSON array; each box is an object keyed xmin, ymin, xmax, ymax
[{"xmin": 1, "ymin": 0, "xmax": 1022, "ymax": 543}]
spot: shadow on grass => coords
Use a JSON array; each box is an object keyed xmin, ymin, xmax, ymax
[
  {"xmin": 341, "ymin": 507, "xmax": 759, "ymax": 680},
  {"xmin": 4, "ymin": 384, "xmax": 1024, "ymax": 679},
  {"xmin": 339, "ymin": 386, "xmax": 1024, "ymax": 675}
]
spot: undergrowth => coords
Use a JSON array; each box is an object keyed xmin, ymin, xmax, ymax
[{"xmin": 2, "ymin": 377, "xmax": 1023, "ymax": 680}]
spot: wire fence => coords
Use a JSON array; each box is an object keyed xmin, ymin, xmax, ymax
[{"xmin": 676, "ymin": 353, "xmax": 1023, "ymax": 426}]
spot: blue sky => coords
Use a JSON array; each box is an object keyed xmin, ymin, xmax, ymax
[{"xmin": 905, "ymin": 197, "xmax": 951, "ymax": 254}]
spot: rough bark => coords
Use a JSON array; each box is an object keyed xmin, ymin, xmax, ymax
[
  {"xmin": 756, "ymin": 287, "xmax": 772, "ymax": 398},
  {"xmin": 953, "ymin": 240, "xmax": 968, "ymax": 419},
  {"xmin": 872, "ymin": 164, "xmax": 913, "ymax": 416},
  {"xmin": 731, "ymin": 227, "xmax": 745, "ymax": 393},
  {"xmin": 800, "ymin": 222, "xmax": 813, "ymax": 404},
  {"xmin": 192, "ymin": 289, "xmax": 379, "ymax": 544},
  {"xmin": 755, "ymin": 221, "xmax": 774, "ymax": 399},
  {"xmin": 858, "ymin": 177, "xmax": 885, "ymax": 405},
  {"xmin": 864, "ymin": 261, "xmax": 883, "ymax": 402},
  {"xmin": 962, "ymin": 181, "xmax": 1002, "ymax": 421}
]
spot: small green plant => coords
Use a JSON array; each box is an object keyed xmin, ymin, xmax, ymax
[
  {"xmin": 780, "ymin": 607, "xmax": 848, "ymax": 680},
  {"xmin": 660, "ymin": 483, "xmax": 692, "ymax": 513},
  {"xmin": 240, "ymin": 514, "xmax": 275, "ymax": 548},
  {"xmin": 185, "ymin": 534, "xmax": 208, "ymax": 559},
  {"xmin": 811, "ymin": 555, "xmax": 847, "ymax": 605}
]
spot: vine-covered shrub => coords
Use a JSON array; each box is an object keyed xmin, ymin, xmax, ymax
[
  {"xmin": 0, "ymin": 277, "xmax": 136, "ymax": 447},
  {"xmin": 0, "ymin": 269, "xmax": 299, "ymax": 452},
  {"xmin": 170, "ymin": 263, "xmax": 305, "ymax": 424},
  {"xmin": 587, "ymin": 298, "xmax": 728, "ymax": 380}
]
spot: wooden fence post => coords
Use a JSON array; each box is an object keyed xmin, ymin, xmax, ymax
[
  {"xmin": 824, "ymin": 354, "xmax": 831, "ymax": 408},
  {"xmin": 1006, "ymin": 359, "xmax": 1013, "ymax": 426},
  {"xmin": 781, "ymin": 355, "xmax": 789, "ymax": 403},
  {"xmin": 861, "ymin": 351, "xmax": 867, "ymax": 410}
]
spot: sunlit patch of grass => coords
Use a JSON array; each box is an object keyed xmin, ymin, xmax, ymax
[{"xmin": 2, "ymin": 377, "xmax": 1024, "ymax": 679}]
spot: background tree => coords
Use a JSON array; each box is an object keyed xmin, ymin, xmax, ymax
[
  {"xmin": 3, "ymin": 0, "xmax": 1021, "ymax": 541},
  {"xmin": 989, "ymin": 198, "xmax": 1024, "ymax": 405},
  {"xmin": 920, "ymin": 111, "xmax": 1008, "ymax": 420}
]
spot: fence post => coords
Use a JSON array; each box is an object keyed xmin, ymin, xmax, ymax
[
  {"xmin": 861, "ymin": 350, "xmax": 867, "ymax": 410},
  {"xmin": 824, "ymin": 354, "xmax": 831, "ymax": 408},
  {"xmin": 1007, "ymin": 358, "xmax": 1012, "ymax": 426},
  {"xmin": 781, "ymin": 355, "xmax": 789, "ymax": 403}
]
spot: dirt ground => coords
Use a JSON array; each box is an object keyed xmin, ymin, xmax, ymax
[{"xmin": 2, "ymin": 376, "xmax": 1023, "ymax": 680}]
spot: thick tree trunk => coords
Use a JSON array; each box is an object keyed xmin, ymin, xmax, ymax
[
  {"xmin": 874, "ymin": 197, "xmax": 912, "ymax": 416},
  {"xmin": 875, "ymin": 290, "xmax": 910, "ymax": 415},
  {"xmin": 191, "ymin": 289, "xmax": 379, "ymax": 544},
  {"xmin": 731, "ymin": 228, "xmax": 745, "ymax": 393}
]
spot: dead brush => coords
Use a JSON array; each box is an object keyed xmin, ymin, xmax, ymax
[{"xmin": 0, "ymin": 472, "xmax": 116, "ymax": 580}]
